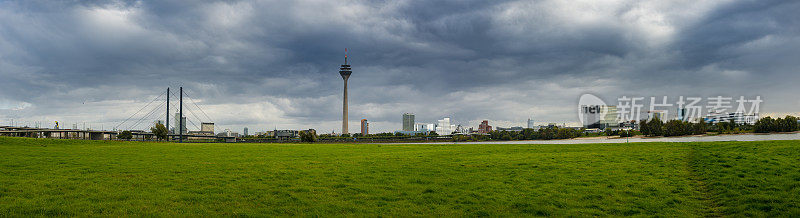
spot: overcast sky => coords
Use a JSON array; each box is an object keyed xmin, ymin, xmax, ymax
[{"xmin": 1, "ymin": 0, "xmax": 799, "ymax": 133}]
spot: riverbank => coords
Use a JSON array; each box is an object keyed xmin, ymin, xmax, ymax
[{"xmin": 384, "ymin": 132, "xmax": 800, "ymax": 144}]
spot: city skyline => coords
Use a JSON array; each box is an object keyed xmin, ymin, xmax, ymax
[{"xmin": 1, "ymin": 1, "xmax": 799, "ymax": 133}]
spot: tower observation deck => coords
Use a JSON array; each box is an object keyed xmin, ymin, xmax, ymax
[{"xmin": 339, "ymin": 49, "xmax": 352, "ymax": 134}]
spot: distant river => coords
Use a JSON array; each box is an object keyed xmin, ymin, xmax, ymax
[{"xmin": 384, "ymin": 133, "xmax": 800, "ymax": 144}]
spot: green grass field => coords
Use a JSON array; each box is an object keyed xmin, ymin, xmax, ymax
[{"xmin": 1, "ymin": 137, "xmax": 799, "ymax": 216}]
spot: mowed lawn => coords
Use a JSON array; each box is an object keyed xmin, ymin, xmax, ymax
[{"xmin": 0, "ymin": 137, "xmax": 798, "ymax": 216}]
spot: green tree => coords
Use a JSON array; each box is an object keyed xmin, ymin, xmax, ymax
[
  {"xmin": 756, "ymin": 116, "xmax": 800, "ymax": 133},
  {"xmin": 489, "ymin": 130, "xmax": 501, "ymax": 140},
  {"xmin": 790, "ymin": 116, "xmax": 799, "ymax": 131},
  {"xmin": 693, "ymin": 119, "xmax": 708, "ymax": 135},
  {"xmin": 501, "ymin": 132, "xmax": 512, "ymax": 140},
  {"xmin": 117, "ymin": 131, "xmax": 133, "ymax": 140},
  {"xmin": 299, "ymin": 131, "xmax": 317, "ymax": 142},
  {"xmin": 639, "ymin": 119, "xmax": 650, "ymax": 136},
  {"xmin": 150, "ymin": 123, "xmax": 168, "ymax": 141},
  {"xmin": 619, "ymin": 129, "xmax": 637, "ymax": 137},
  {"xmin": 781, "ymin": 116, "xmax": 798, "ymax": 132},
  {"xmin": 538, "ymin": 128, "xmax": 555, "ymax": 140},
  {"xmin": 643, "ymin": 117, "xmax": 664, "ymax": 136},
  {"xmin": 605, "ymin": 128, "xmax": 620, "ymax": 136},
  {"xmin": 664, "ymin": 120, "xmax": 687, "ymax": 136},
  {"xmin": 521, "ymin": 128, "xmax": 536, "ymax": 140},
  {"xmin": 754, "ymin": 117, "xmax": 775, "ymax": 133}
]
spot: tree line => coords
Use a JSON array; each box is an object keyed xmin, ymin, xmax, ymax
[
  {"xmin": 639, "ymin": 117, "xmax": 708, "ymax": 137},
  {"xmin": 753, "ymin": 116, "xmax": 799, "ymax": 133},
  {"xmin": 482, "ymin": 127, "xmax": 583, "ymax": 141},
  {"xmin": 639, "ymin": 115, "xmax": 799, "ymax": 137}
]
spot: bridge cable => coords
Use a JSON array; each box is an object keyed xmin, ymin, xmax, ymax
[
  {"xmin": 183, "ymin": 90, "xmax": 214, "ymax": 123},
  {"xmin": 114, "ymin": 92, "xmax": 165, "ymax": 130},
  {"xmin": 183, "ymin": 105, "xmax": 205, "ymax": 128},
  {"xmin": 129, "ymin": 99, "xmax": 166, "ymax": 130},
  {"xmin": 129, "ymin": 102, "xmax": 164, "ymax": 131}
]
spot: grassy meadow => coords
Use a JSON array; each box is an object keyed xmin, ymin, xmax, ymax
[{"xmin": 0, "ymin": 137, "xmax": 798, "ymax": 216}]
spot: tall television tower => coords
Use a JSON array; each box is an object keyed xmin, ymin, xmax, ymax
[{"xmin": 339, "ymin": 48, "xmax": 352, "ymax": 134}]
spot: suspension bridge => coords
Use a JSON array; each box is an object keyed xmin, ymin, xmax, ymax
[{"xmin": 0, "ymin": 87, "xmax": 234, "ymax": 142}]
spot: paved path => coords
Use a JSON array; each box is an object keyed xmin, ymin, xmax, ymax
[{"xmin": 381, "ymin": 133, "xmax": 800, "ymax": 144}]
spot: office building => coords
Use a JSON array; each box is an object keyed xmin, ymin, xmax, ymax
[
  {"xmin": 435, "ymin": 117, "xmax": 456, "ymax": 135},
  {"xmin": 201, "ymin": 122, "xmax": 214, "ymax": 134},
  {"xmin": 704, "ymin": 112, "xmax": 758, "ymax": 125},
  {"xmin": 403, "ymin": 113, "xmax": 415, "ymax": 131},
  {"xmin": 583, "ymin": 105, "xmax": 621, "ymax": 129},
  {"xmin": 478, "ymin": 120, "xmax": 492, "ymax": 133},
  {"xmin": 187, "ymin": 122, "xmax": 214, "ymax": 136},
  {"xmin": 415, "ymin": 123, "xmax": 435, "ymax": 132},
  {"xmin": 243, "ymin": 127, "xmax": 248, "ymax": 136},
  {"xmin": 677, "ymin": 108, "xmax": 687, "ymax": 121},
  {"xmin": 361, "ymin": 119, "xmax": 369, "ymax": 135},
  {"xmin": 527, "ymin": 117, "xmax": 534, "ymax": 129},
  {"xmin": 601, "ymin": 106, "xmax": 620, "ymax": 127},
  {"xmin": 173, "ymin": 113, "xmax": 187, "ymax": 134}
]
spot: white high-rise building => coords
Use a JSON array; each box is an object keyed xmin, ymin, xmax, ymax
[
  {"xmin": 527, "ymin": 117, "xmax": 534, "ymax": 129},
  {"xmin": 174, "ymin": 113, "xmax": 187, "ymax": 134},
  {"xmin": 435, "ymin": 117, "xmax": 457, "ymax": 135},
  {"xmin": 415, "ymin": 123, "xmax": 437, "ymax": 133},
  {"xmin": 415, "ymin": 123, "xmax": 425, "ymax": 131}
]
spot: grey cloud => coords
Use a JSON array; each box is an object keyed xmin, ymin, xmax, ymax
[{"xmin": 1, "ymin": 0, "xmax": 799, "ymax": 133}]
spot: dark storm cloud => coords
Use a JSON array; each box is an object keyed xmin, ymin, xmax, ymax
[
  {"xmin": 1, "ymin": 0, "xmax": 799, "ymax": 132},
  {"xmin": 675, "ymin": 0, "xmax": 798, "ymax": 68}
]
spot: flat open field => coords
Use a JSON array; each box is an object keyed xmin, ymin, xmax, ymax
[{"xmin": 1, "ymin": 137, "xmax": 799, "ymax": 216}]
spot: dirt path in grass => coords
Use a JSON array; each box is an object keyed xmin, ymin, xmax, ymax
[{"xmin": 687, "ymin": 145, "xmax": 723, "ymax": 217}]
